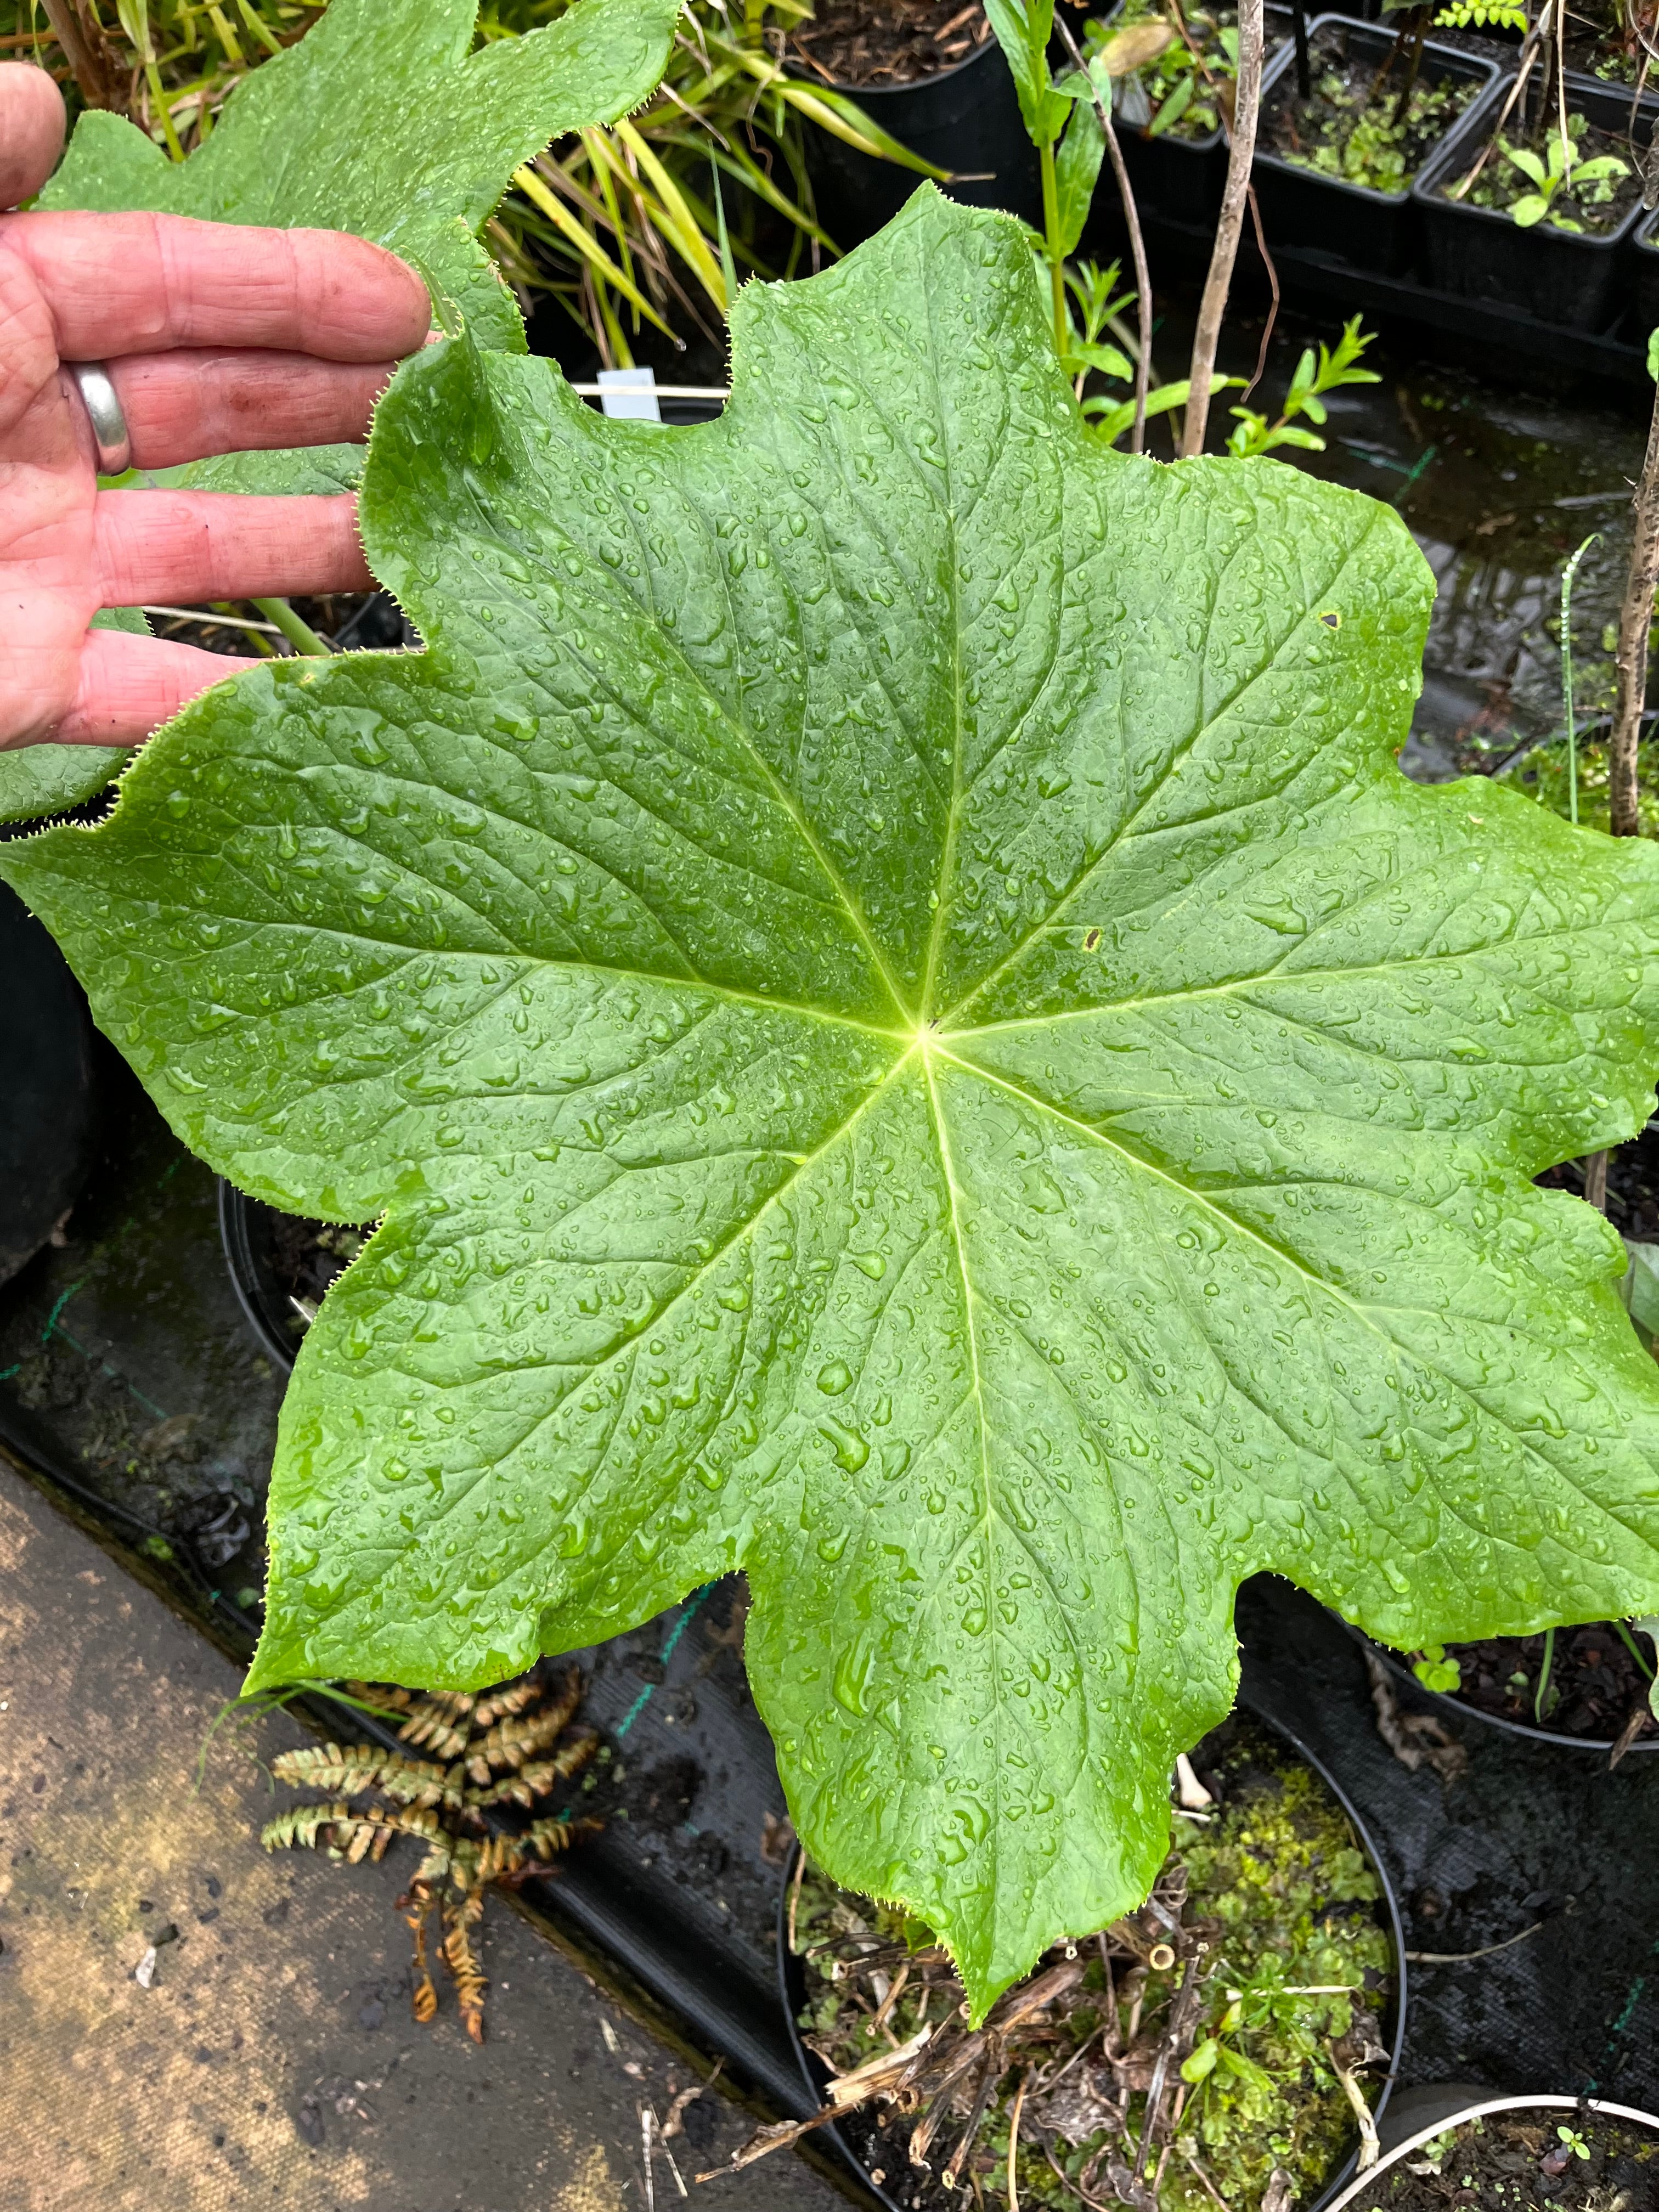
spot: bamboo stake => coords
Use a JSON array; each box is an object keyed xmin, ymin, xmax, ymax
[{"xmin": 1181, "ymin": 0, "xmax": 1264, "ymax": 456}]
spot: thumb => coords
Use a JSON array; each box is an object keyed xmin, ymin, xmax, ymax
[{"xmin": 0, "ymin": 65, "xmax": 67, "ymax": 212}]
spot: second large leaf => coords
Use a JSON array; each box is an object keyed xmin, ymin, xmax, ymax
[{"xmin": 10, "ymin": 188, "xmax": 1659, "ymax": 2016}]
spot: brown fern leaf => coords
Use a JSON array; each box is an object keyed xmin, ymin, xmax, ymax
[
  {"xmin": 441, "ymin": 1896, "xmax": 489, "ymax": 2044},
  {"xmin": 469, "ymin": 1675, "xmax": 543, "ymax": 1730},
  {"xmin": 403, "ymin": 1882, "xmax": 439, "ymax": 2025},
  {"xmin": 261, "ymin": 1800, "xmax": 358, "ymax": 1852},
  {"xmin": 466, "ymin": 1741, "xmax": 589, "ymax": 1810},
  {"xmin": 397, "ymin": 1691, "xmax": 478, "ymax": 1758},
  {"xmin": 343, "ymin": 1681, "xmax": 417, "ymax": 1717},
  {"xmin": 270, "ymin": 1743, "xmax": 456, "ymax": 1808},
  {"xmin": 468, "ymin": 1699, "xmax": 584, "ymax": 1782},
  {"xmin": 343, "ymin": 1818, "xmax": 397, "ymax": 1864}
]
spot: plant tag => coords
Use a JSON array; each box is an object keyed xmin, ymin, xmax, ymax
[{"xmin": 596, "ymin": 368, "xmax": 663, "ymax": 422}]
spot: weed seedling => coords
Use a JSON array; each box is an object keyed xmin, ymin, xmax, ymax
[{"xmin": 1412, "ymin": 1642, "xmax": 1464, "ymax": 1694}]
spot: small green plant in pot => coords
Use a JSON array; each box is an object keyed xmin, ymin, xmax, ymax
[
  {"xmin": 1463, "ymin": 112, "xmax": 1631, "ymax": 230},
  {"xmin": 9, "ymin": 187, "xmax": 1659, "ymax": 2018}
]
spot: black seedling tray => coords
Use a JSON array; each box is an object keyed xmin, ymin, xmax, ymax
[{"xmin": 1255, "ymin": 16, "xmax": 1502, "ymax": 278}]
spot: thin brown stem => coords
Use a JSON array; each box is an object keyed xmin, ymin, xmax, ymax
[
  {"xmin": 39, "ymin": 0, "xmax": 123, "ymax": 108},
  {"xmin": 1182, "ymin": 0, "xmax": 1264, "ymax": 455},
  {"xmin": 1058, "ymin": 17, "xmax": 1153, "ymax": 454},
  {"xmin": 1238, "ymin": 184, "xmax": 1280, "ymax": 410},
  {"xmin": 1611, "ymin": 369, "xmax": 1659, "ymax": 835},
  {"xmin": 1583, "ymin": 1150, "xmax": 1610, "ymax": 1210}
]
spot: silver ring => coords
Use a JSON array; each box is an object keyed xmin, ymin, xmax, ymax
[{"xmin": 67, "ymin": 361, "xmax": 132, "ymax": 476}]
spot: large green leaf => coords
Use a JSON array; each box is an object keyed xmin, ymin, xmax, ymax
[
  {"xmin": 0, "ymin": 0, "xmax": 678, "ymax": 827},
  {"xmin": 9, "ymin": 188, "xmax": 1659, "ymax": 2014},
  {"xmin": 39, "ymin": 0, "xmax": 682, "ymax": 475}
]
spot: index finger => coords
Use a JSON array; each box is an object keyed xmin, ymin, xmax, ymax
[{"xmin": 0, "ymin": 211, "xmax": 431, "ymax": 364}]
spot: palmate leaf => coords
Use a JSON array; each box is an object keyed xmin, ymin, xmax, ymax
[
  {"xmin": 40, "ymin": 0, "xmax": 682, "ymax": 411},
  {"xmin": 8, "ymin": 187, "xmax": 1659, "ymax": 2015},
  {"xmin": 0, "ymin": 0, "xmax": 679, "ymax": 830}
]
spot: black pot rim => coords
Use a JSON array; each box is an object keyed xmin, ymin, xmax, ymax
[
  {"xmin": 1347, "ymin": 1620, "xmax": 1659, "ymax": 1754},
  {"xmin": 217, "ymin": 1178, "xmax": 301, "ymax": 1374},
  {"xmin": 784, "ymin": 19, "xmax": 1002, "ymax": 100},
  {"xmin": 1410, "ymin": 60, "xmax": 1659, "ymax": 244},
  {"xmin": 1256, "ymin": 12, "xmax": 1502, "ymax": 208},
  {"xmin": 775, "ymin": 1690, "xmax": 1409, "ymax": 2212}
]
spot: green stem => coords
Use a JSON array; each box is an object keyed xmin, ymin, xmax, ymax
[
  {"xmin": 1533, "ymin": 1624, "xmax": 1556, "ymax": 1725},
  {"xmin": 252, "ymin": 597, "xmax": 332, "ymax": 658},
  {"xmin": 1613, "ymin": 1618, "xmax": 1656, "ymax": 1680},
  {"xmin": 1039, "ymin": 138, "xmax": 1066, "ymax": 357},
  {"xmin": 1560, "ymin": 532, "xmax": 1599, "ymax": 828},
  {"xmin": 145, "ymin": 58, "xmax": 186, "ymax": 161}
]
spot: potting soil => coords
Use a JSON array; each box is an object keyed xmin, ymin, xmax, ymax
[
  {"xmin": 1265, "ymin": 40, "xmax": 1481, "ymax": 193},
  {"xmin": 785, "ymin": 0, "xmax": 991, "ymax": 88},
  {"xmin": 1342, "ymin": 2108, "xmax": 1659, "ymax": 2212}
]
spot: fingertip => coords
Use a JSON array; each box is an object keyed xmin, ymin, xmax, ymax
[
  {"xmin": 287, "ymin": 228, "xmax": 433, "ymax": 362},
  {"xmin": 0, "ymin": 63, "xmax": 66, "ymax": 211}
]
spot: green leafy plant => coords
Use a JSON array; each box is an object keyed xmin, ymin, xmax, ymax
[
  {"xmin": 0, "ymin": 0, "xmax": 679, "ymax": 831},
  {"xmin": 9, "ymin": 188, "xmax": 1659, "ymax": 2018},
  {"xmin": 1432, "ymin": 0, "xmax": 1528, "ymax": 27},
  {"xmin": 1410, "ymin": 1641, "xmax": 1463, "ymax": 1692},
  {"xmin": 986, "ymin": 0, "xmax": 1106, "ymax": 350},
  {"xmin": 1556, "ymin": 2125, "xmax": 1592, "ymax": 2160},
  {"xmin": 1497, "ymin": 120, "xmax": 1629, "ymax": 228},
  {"xmin": 1226, "ymin": 314, "xmax": 1380, "ymax": 456}
]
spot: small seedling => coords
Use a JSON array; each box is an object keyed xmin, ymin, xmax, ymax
[
  {"xmin": 1498, "ymin": 125, "xmax": 1628, "ymax": 230},
  {"xmin": 263, "ymin": 1668, "xmax": 599, "ymax": 2041},
  {"xmin": 1227, "ymin": 315, "xmax": 1381, "ymax": 457},
  {"xmin": 1557, "ymin": 2125, "xmax": 1592, "ymax": 2159},
  {"xmin": 1412, "ymin": 1641, "xmax": 1464, "ymax": 1694}
]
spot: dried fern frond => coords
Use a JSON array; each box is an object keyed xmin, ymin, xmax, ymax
[
  {"xmin": 343, "ymin": 1681, "xmax": 417, "ymax": 1717},
  {"xmin": 469, "ymin": 1735, "xmax": 595, "ymax": 1808},
  {"xmin": 263, "ymin": 1665, "xmax": 598, "ymax": 2039},
  {"xmin": 468, "ymin": 1688, "xmax": 585, "ymax": 1779},
  {"xmin": 262, "ymin": 1800, "xmax": 358, "ymax": 1852},
  {"xmin": 396, "ymin": 1691, "xmax": 478, "ymax": 1758},
  {"xmin": 441, "ymin": 1885, "xmax": 490, "ymax": 2043},
  {"xmin": 269, "ymin": 1743, "xmax": 459, "ymax": 1808},
  {"xmin": 470, "ymin": 1676, "xmax": 543, "ymax": 1729}
]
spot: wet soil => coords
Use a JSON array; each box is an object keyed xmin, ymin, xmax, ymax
[
  {"xmin": 1263, "ymin": 28, "xmax": 1485, "ymax": 193},
  {"xmin": 1404, "ymin": 1623, "xmax": 1659, "ymax": 1745},
  {"xmin": 786, "ymin": 0, "xmax": 991, "ymax": 88},
  {"xmin": 1344, "ymin": 2108, "xmax": 1659, "ymax": 2212}
]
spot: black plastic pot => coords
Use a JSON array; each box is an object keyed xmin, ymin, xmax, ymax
[
  {"xmin": 1413, "ymin": 69, "xmax": 1657, "ymax": 333},
  {"xmin": 776, "ymin": 1696, "xmax": 1408, "ymax": 2212},
  {"xmin": 1254, "ymin": 15, "xmax": 1500, "ymax": 275},
  {"xmin": 0, "ymin": 881, "xmax": 98, "ymax": 1289},
  {"xmin": 797, "ymin": 32, "xmax": 1042, "ymax": 250},
  {"xmin": 1110, "ymin": 4, "xmax": 1291, "ymax": 236},
  {"xmin": 1355, "ymin": 1626, "xmax": 1659, "ymax": 1757},
  {"xmin": 1325, "ymin": 2094, "xmax": 1659, "ymax": 2212},
  {"xmin": 218, "ymin": 1180, "xmax": 304, "ymax": 1372}
]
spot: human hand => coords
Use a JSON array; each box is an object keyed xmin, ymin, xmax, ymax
[{"xmin": 0, "ymin": 62, "xmax": 431, "ymax": 751}]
